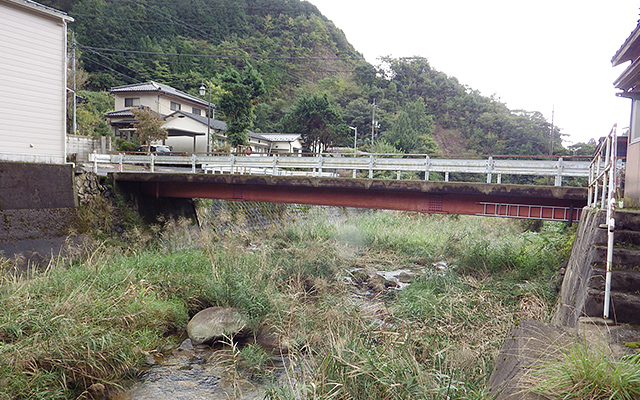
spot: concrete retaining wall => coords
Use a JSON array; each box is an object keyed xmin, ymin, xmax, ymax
[
  {"xmin": 0, "ymin": 162, "xmax": 77, "ymax": 244},
  {"xmin": 551, "ymin": 207, "xmax": 606, "ymax": 327}
]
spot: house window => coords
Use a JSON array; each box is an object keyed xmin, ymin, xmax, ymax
[
  {"xmin": 192, "ymin": 108, "xmax": 201, "ymax": 116},
  {"xmin": 124, "ymin": 98, "xmax": 140, "ymax": 107},
  {"xmin": 170, "ymin": 102, "xmax": 181, "ymax": 111}
]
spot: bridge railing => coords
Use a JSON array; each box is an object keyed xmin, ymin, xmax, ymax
[{"xmin": 90, "ymin": 152, "xmax": 591, "ymax": 186}]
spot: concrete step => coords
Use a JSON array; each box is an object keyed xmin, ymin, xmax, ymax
[
  {"xmin": 589, "ymin": 267, "xmax": 640, "ymax": 293},
  {"xmin": 594, "ymin": 229, "xmax": 640, "ymax": 248},
  {"xmin": 614, "ymin": 210, "xmax": 640, "ymax": 231},
  {"xmin": 585, "ymin": 289, "xmax": 640, "ymax": 325},
  {"xmin": 593, "ymin": 245, "xmax": 640, "ymax": 271},
  {"xmin": 614, "ymin": 230, "xmax": 640, "ymax": 248}
]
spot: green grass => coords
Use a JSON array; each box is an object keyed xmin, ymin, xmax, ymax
[
  {"xmin": 0, "ymin": 207, "xmax": 574, "ymax": 399},
  {"xmin": 529, "ymin": 342, "xmax": 640, "ymax": 399}
]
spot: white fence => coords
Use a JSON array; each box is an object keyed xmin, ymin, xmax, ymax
[{"xmin": 90, "ymin": 152, "xmax": 591, "ymax": 186}]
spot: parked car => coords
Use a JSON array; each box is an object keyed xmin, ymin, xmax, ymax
[{"xmin": 137, "ymin": 145, "xmax": 173, "ymax": 154}]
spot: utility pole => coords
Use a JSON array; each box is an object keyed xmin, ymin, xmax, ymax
[
  {"xmin": 72, "ymin": 30, "xmax": 77, "ymax": 135},
  {"xmin": 371, "ymin": 99, "xmax": 376, "ymax": 147},
  {"xmin": 547, "ymin": 106, "xmax": 555, "ymax": 185},
  {"xmin": 549, "ymin": 106, "xmax": 554, "ymax": 157}
]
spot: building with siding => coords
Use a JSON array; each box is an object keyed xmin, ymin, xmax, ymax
[
  {"xmin": 106, "ymin": 81, "xmax": 304, "ymax": 154},
  {"xmin": 0, "ymin": 0, "xmax": 73, "ymax": 164}
]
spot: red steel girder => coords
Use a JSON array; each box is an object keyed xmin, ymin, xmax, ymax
[{"xmin": 113, "ymin": 173, "xmax": 587, "ymax": 220}]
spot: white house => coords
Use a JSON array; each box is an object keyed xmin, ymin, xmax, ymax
[
  {"xmin": 0, "ymin": 0, "xmax": 73, "ymax": 164},
  {"xmin": 249, "ymin": 133, "xmax": 303, "ymax": 154},
  {"xmin": 106, "ymin": 81, "xmax": 226, "ymax": 153},
  {"xmin": 106, "ymin": 81, "xmax": 306, "ymax": 154}
]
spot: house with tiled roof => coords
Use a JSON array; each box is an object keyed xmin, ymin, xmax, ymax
[
  {"xmin": 0, "ymin": 0, "xmax": 73, "ymax": 164},
  {"xmin": 613, "ymin": 19, "xmax": 640, "ymax": 203},
  {"xmin": 106, "ymin": 81, "xmax": 304, "ymax": 154},
  {"xmin": 105, "ymin": 81, "xmax": 223, "ymax": 152}
]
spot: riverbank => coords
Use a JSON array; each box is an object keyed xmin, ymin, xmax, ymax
[{"xmin": 0, "ymin": 204, "xmax": 571, "ymax": 399}]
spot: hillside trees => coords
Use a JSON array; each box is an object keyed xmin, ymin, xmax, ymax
[
  {"xmin": 218, "ymin": 67, "xmax": 266, "ymax": 147},
  {"xmin": 45, "ymin": 0, "xmax": 570, "ymax": 156},
  {"xmin": 382, "ymin": 99, "xmax": 438, "ymax": 154}
]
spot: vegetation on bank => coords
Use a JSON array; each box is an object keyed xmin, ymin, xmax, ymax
[{"xmin": 0, "ymin": 203, "xmax": 576, "ymax": 399}]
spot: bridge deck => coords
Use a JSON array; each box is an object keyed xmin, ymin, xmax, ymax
[{"xmin": 113, "ymin": 173, "xmax": 588, "ymax": 222}]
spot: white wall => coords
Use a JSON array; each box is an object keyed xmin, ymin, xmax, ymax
[{"xmin": 0, "ymin": 0, "xmax": 69, "ymax": 164}]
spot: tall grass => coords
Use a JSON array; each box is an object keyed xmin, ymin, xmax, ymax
[
  {"xmin": 0, "ymin": 207, "xmax": 573, "ymax": 399},
  {"xmin": 528, "ymin": 342, "xmax": 640, "ymax": 399}
]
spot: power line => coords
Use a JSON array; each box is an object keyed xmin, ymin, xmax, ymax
[{"xmin": 78, "ymin": 45, "xmax": 364, "ymax": 62}]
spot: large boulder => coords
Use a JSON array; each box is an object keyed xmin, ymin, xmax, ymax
[{"xmin": 186, "ymin": 307, "xmax": 248, "ymax": 345}]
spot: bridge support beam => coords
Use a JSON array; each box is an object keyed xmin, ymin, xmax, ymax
[{"xmin": 113, "ymin": 173, "xmax": 588, "ymax": 223}]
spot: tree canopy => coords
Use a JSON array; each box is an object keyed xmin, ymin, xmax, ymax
[
  {"xmin": 281, "ymin": 93, "xmax": 345, "ymax": 151},
  {"xmin": 218, "ymin": 67, "xmax": 266, "ymax": 147}
]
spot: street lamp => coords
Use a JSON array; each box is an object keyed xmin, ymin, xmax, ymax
[
  {"xmin": 199, "ymin": 83, "xmax": 211, "ymax": 154},
  {"xmin": 349, "ymin": 126, "xmax": 358, "ymax": 179},
  {"xmin": 349, "ymin": 126, "xmax": 357, "ymax": 158}
]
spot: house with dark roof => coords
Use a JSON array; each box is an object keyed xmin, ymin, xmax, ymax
[
  {"xmin": 105, "ymin": 81, "xmax": 222, "ymax": 152},
  {"xmin": 105, "ymin": 81, "xmax": 304, "ymax": 154},
  {"xmin": 0, "ymin": 0, "xmax": 73, "ymax": 164},
  {"xmin": 613, "ymin": 19, "xmax": 640, "ymax": 203}
]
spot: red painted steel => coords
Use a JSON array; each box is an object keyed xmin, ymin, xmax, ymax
[{"xmin": 114, "ymin": 173, "xmax": 588, "ymax": 222}]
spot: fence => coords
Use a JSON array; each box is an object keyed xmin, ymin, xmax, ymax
[{"xmin": 90, "ymin": 152, "xmax": 591, "ymax": 187}]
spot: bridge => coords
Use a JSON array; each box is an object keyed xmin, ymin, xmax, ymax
[{"xmin": 97, "ymin": 153, "xmax": 591, "ymax": 223}]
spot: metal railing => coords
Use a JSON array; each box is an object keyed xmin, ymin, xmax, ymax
[
  {"xmin": 588, "ymin": 124, "xmax": 618, "ymax": 320},
  {"xmin": 90, "ymin": 152, "xmax": 591, "ymax": 186}
]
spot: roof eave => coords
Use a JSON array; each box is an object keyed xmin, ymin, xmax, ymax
[{"xmin": 613, "ymin": 20, "xmax": 640, "ymax": 66}]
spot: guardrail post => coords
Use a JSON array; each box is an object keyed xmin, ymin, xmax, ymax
[
  {"xmin": 369, "ymin": 155, "xmax": 374, "ymax": 179},
  {"xmin": 272, "ymin": 155, "xmax": 278, "ymax": 175},
  {"xmin": 445, "ymin": 172, "xmax": 449, "ymax": 182},
  {"xmin": 486, "ymin": 156, "xmax": 494, "ymax": 183},
  {"xmin": 118, "ymin": 153, "xmax": 123, "ymax": 172},
  {"xmin": 497, "ymin": 174, "xmax": 502, "ymax": 184},
  {"xmin": 555, "ymin": 157, "xmax": 563, "ymax": 186},
  {"xmin": 318, "ymin": 154, "xmax": 323, "ymax": 176},
  {"xmin": 230, "ymin": 154, "xmax": 235, "ymax": 175},
  {"xmin": 93, "ymin": 152, "xmax": 98, "ymax": 174},
  {"xmin": 150, "ymin": 154, "xmax": 155, "ymax": 173},
  {"xmin": 191, "ymin": 154, "xmax": 197, "ymax": 173},
  {"xmin": 397, "ymin": 171, "xmax": 401, "ymax": 180},
  {"xmin": 424, "ymin": 155, "xmax": 430, "ymax": 181}
]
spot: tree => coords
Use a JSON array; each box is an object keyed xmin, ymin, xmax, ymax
[
  {"xmin": 382, "ymin": 98, "xmax": 438, "ymax": 153},
  {"xmin": 218, "ymin": 67, "xmax": 265, "ymax": 147},
  {"xmin": 131, "ymin": 107, "xmax": 167, "ymax": 150},
  {"xmin": 281, "ymin": 93, "xmax": 344, "ymax": 152}
]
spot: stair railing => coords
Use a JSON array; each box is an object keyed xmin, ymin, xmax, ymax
[{"xmin": 589, "ymin": 124, "xmax": 617, "ymax": 319}]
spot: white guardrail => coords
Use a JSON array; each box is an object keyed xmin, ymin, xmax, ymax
[{"xmin": 89, "ymin": 153, "xmax": 591, "ymax": 186}]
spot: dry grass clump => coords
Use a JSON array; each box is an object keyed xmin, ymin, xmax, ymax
[{"xmin": 527, "ymin": 342, "xmax": 640, "ymax": 400}]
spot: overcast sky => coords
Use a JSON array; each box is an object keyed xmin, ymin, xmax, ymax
[{"xmin": 309, "ymin": 0, "xmax": 640, "ymax": 145}]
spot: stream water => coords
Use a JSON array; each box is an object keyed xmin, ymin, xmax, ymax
[{"xmin": 115, "ymin": 263, "xmax": 439, "ymax": 399}]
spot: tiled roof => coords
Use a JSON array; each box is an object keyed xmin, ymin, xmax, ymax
[
  {"xmin": 250, "ymin": 133, "xmax": 301, "ymax": 142},
  {"xmin": 105, "ymin": 109, "xmax": 134, "ymax": 118},
  {"xmin": 166, "ymin": 110, "xmax": 227, "ymax": 131},
  {"xmin": 105, "ymin": 107, "xmax": 166, "ymax": 118},
  {"xmin": 110, "ymin": 81, "xmax": 214, "ymax": 109}
]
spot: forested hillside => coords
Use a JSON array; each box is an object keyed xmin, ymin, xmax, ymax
[{"xmin": 44, "ymin": 0, "xmax": 591, "ymax": 156}]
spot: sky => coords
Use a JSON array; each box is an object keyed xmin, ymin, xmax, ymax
[{"xmin": 309, "ymin": 0, "xmax": 640, "ymax": 145}]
